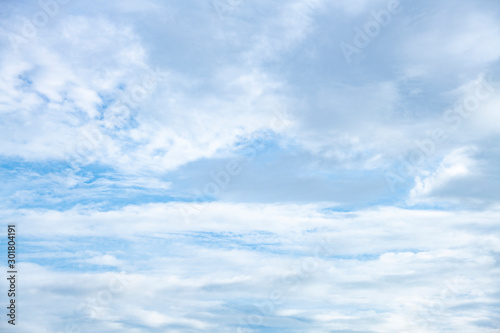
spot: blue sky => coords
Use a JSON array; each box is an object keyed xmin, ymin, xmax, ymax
[{"xmin": 1, "ymin": 0, "xmax": 500, "ymax": 332}]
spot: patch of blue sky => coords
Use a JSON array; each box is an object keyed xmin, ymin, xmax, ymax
[
  {"xmin": 25, "ymin": 258, "xmax": 122, "ymax": 274},
  {"xmin": 95, "ymin": 96, "xmax": 112, "ymax": 116},
  {"xmin": 16, "ymin": 73, "xmax": 32, "ymax": 87},
  {"xmin": 37, "ymin": 192, "xmax": 181, "ymax": 211},
  {"xmin": 17, "ymin": 233, "xmax": 284, "ymax": 265},
  {"xmin": 0, "ymin": 160, "xmax": 183, "ymax": 210},
  {"xmin": 17, "ymin": 239, "xmax": 128, "ymax": 272},
  {"xmin": 126, "ymin": 231, "xmax": 394, "ymax": 260},
  {"xmin": 188, "ymin": 144, "xmax": 402, "ymax": 207},
  {"xmin": 319, "ymin": 207, "xmax": 356, "ymax": 214},
  {"xmin": 0, "ymin": 156, "xmax": 68, "ymax": 172},
  {"xmin": 21, "ymin": 236, "xmax": 130, "ymax": 253},
  {"xmin": 232, "ymin": 130, "xmax": 279, "ymax": 152},
  {"xmin": 171, "ymin": 231, "xmax": 283, "ymax": 253}
]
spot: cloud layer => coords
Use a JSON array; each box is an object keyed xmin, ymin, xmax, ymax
[{"xmin": 6, "ymin": 203, "xmax": 500, "ymax": 332}]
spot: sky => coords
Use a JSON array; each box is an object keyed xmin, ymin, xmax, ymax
[{"xmin": 0, "ymin": 0, "xmax": 499, "ymax": 332}]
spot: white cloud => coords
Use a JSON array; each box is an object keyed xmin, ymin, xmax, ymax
[
  {"xmin": 80, "ymin": 254, "xmax": 124, "ymax": 267},
  {"xmin": 6, "ymin": 202, "xmax": 499, "ymax": 332},
  {"xmin": 408, "ymin": 147, "xmax": 476, "ymax": 205}
]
